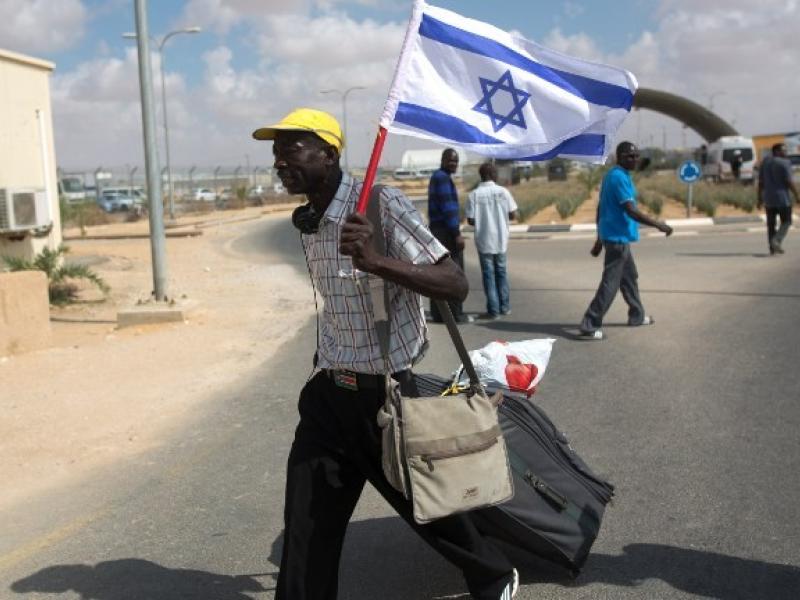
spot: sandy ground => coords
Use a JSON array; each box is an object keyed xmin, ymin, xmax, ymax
[{"xmin": 0, "ymin": 204, "xmax": 313, "ymax": 514}]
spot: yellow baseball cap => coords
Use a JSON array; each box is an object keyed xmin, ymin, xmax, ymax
[{"xmin": 252, "ymin": 108, "xmax": 344, "ymax": 151}]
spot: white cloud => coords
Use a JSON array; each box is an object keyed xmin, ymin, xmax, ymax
[
  {"xmin": 540, "ymin": 1, "xmax": 800, "ymax": 149},
  {"xmin": 0, "ymin": 0, "xmax": 87, "ymax": 55},
  {"xmin": 51, "ymin": 0, "xmax": 800, "ymax": 171}
]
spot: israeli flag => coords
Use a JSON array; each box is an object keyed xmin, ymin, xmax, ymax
[{"xmin": 380, "ymin": 0, "xmax": 638, "ymax": 163}]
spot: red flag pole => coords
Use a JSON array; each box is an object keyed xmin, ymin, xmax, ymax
[{"xmin": 355, "ymin": 126, "xmax": 388, "ymax": 215}]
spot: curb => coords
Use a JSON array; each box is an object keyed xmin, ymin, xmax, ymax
[
  {"xmin": 516, "ymin": 215, "xmax": 763, "ymax": 234},
  {"xmin": 63, "ymin": 229, "xmax": 203, "ymax": 241}
]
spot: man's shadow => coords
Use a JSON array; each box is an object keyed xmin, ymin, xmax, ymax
[
  {"xmin": 10, "ymin": 559, "xmax": 270, "ymax": 600},
  {"xmin": 268, "ymin": 517, "xmax": 800, "ymax": 600},
  {"xmin": 12, "ymin": 524, "xmax": 798, "ymax": 599}
]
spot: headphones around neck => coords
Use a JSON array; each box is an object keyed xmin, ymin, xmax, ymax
[{"xmin": 292, "ymin": 203, "xmax": 322, "ymax": 235}]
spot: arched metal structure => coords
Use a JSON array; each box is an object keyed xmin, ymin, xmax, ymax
[{"xmin": 633, "ymin": 87, "xmax": 738, "ymax": 142}]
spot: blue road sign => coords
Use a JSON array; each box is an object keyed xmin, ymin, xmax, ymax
[{"xmin": 678, "ymin": 160, "xmax": 702, "ymax": 183}]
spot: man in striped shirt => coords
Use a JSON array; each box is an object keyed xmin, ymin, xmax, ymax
[{"xmin": 254, "ymin": 108, "xmax": 516, "ymax": 600}]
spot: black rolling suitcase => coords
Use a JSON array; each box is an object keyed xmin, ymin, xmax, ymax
[{"xmin": 412, "ymin": 373, "xmax": 614, "ymax": 575}]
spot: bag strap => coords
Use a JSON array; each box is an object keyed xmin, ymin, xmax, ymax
[{"xmin": 364, "ymin": 188, "xmax": 481, "ymax": 389}]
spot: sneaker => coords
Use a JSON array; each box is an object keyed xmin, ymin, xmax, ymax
[
  {"xmin": 500, "ymin": 309, "xmax": 511, "ymax": 316},
  {"xmin": 498, "ymin": 568, "xmax": 519, "ymax": 599},
  {"xmin": 639, "ymin": 315, "xmax": 655, "ymax": 326},
  {"xmin": 479, "ymin": 312, "xmax": 500, "ymax": 320},
  {"xmin": 455, "ymin": 314, "xmax": 475, "ymax": 324},
  {"xmin": 580, "ymin": 329, "xmax": 604, "ymax": 340}
]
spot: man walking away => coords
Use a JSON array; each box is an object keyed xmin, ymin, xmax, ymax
[
  {"xmin": 428, "ymin": 148, "xmax": 474, "ymax": 323},
  {"xmin": 579, "ymin": 142, "xmax": 673, "ymax": 340},
  {"xmin": 758, "ymin": 142, "xmax": 799, "ymax": 255},
  {"xmin": 466, "ymin": 162, "xmax": 518, "ymax": 319},
  {"xmin": 253, "ymin": 109, "xmax": 517, "ymax": 600}
]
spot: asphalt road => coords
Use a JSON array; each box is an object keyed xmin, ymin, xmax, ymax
[{"xmin": 2, "ymin": 217, "xmax": 800, "ymax": 600}]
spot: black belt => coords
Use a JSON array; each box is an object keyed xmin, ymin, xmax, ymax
[{"xmin": 322, "ymin": 368, "xmax": 411, "ymax": 391}]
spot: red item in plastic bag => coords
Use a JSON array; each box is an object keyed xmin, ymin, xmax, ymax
[{"xmin": 504, "ymin": 355, "xmax": 539, "ymax": 395}]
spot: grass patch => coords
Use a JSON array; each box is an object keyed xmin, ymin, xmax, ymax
[{"xmin": 512, "ymin": 179, "xmax": 588, "ymax": 221}]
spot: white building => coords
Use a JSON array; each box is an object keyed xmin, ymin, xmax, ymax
[{"xmin": 0, "ymin": 48, "xmax": 61, "ymax": 261}]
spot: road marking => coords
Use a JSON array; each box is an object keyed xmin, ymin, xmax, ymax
[{"xmin": 0, "ymin": 508, "xmax": 108, "ymax": 572}]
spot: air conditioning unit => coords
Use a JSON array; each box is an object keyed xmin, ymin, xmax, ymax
[{"xmin": 0, "ymin": 188, "xmax": 51, "ymax": 232}]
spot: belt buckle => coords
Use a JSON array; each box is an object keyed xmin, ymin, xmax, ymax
[{"xmin": 333, "ymin": 369, "xmax": 359, "ymax": 391}]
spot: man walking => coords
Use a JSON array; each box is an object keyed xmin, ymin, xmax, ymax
[
  {"xmin": 466, "ymin": 162, "xmax": 518, "ymax": 319},
  {"xmin": 253, "ymin": 108, "xmax": 517, "ymax": 600},
  {"xmin": 579, "ymin": 141, "xmax": 673, "ymax": 340},
  {"xmin": 757, "ymin": 142, "xmax": 799, "ymax": 255},
  {"xmin": 428, "ymin": 147, "xmax": 473, "ymax": 323}
]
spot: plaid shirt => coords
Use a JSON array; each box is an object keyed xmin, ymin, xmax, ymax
[
  {"xmin": 302, "ymin": 174, "xmax": 448, "ymax": 374},
  {"xmin": 427, "ymin": 168, "xmax": 461, "ymax": 236}
]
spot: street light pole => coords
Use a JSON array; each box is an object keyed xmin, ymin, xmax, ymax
[
  {"xmin": 132, "ymin": 0, "xmax": 167, "ymax": 300},
  {"xmin": 123, "ymin": 26, "xmax": 201, "ymax": 222},
  {"xmin": 320, "ymin": 86, "xmax": 366, "ymax": 173},
  {"xmin": 707, "ymin": 91, "xmax": 724, "ymax": 112}
]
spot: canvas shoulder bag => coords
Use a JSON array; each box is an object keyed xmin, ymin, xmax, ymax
[{"xmin": 365, "ymin": 189, "xmax": 514, "ymax": 524}]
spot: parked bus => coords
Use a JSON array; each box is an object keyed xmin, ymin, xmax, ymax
[{"xmin": 58, "ymin": 174, "xmax": 87, "ymax": 203}]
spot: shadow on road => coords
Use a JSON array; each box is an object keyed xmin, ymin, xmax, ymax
[
  {"xmin": 10, "ymin": 559, "xmax": 272, "ymax": 600},
  {"xmin": 676, "ymin": 252, "xmax": 771, "ymax": 258},
  {"xmin": 265, "ymin": 521, "xmax": 800, "ymax": 600}
]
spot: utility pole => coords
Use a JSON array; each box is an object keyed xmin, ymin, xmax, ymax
[{"xmin": 133, "ymin": 0, "xmax": 168, "ymax": 300}]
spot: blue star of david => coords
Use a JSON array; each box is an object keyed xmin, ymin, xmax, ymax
[{"xmin": 472, "ymin": 70, "xmax": 531, "ymax": 133}]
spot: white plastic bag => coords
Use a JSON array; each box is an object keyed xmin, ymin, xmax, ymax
[{"xmin": 456, "ymin": 338, "xmax": 556, "ymax": 397}]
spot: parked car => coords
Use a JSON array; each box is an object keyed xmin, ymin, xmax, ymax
[
  {"xmin": 101, "ymin": 186, "xmax": 146, "ymax": 206},
  {"xmin": 97, "ymin": 190, "xmax": 136, "ymax": 212},
  {"xmin": 193, "ymin": 188, "xmax": 216, "ymax": 202},
  {"xmin": 247, "ymin": 186, "xmax": 266, "ymax": 205},
  {"xmin": 547, "ymin": 159, "xmax": 568, "ymax": 181}
]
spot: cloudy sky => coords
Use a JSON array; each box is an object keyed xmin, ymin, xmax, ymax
[{"xmin": 1, "ymin": 0, "xmax": 798, "ymax": 172}]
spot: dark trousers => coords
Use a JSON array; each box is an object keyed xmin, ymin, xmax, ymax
[
  {"xmin": 766, "ymin": 206, "xmax": 792, "ymax": 250},
  {"xmin": 275, "ymin": 371, "xmax": 513, "ymax": 600},
  {"xmin": 581, "ymin": 242, "xmax": 645, "ymax": 332},
  {"xmin": 429, "ymin": 226, "xmax": 465, "ymax": 321}
]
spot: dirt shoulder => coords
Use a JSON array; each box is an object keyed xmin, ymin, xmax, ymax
[{"xmin": 0, "ymin": 205, "xmax": 313, "ymax": 513}]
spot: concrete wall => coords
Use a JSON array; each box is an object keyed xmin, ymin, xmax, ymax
[
  {"xmin": 0, "ymin": 271, "xmax": 51, "ymax": 356},
  {"xmin": 0, "ymin": 48, "xmax": 62, "ymax": 262}
]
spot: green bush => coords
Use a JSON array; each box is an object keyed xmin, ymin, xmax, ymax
[
  {"xmin": 2, "ymin": 244, "xmax": 110, "ymax": 305},
  {"xmin": 512, "ymin": 179, "xmax": 588, "ymax": 221}
]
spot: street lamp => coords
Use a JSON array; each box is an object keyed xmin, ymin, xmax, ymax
[
  {"xmin": 123, "ymin": 26, "xmax": 201, "ymax": 221},
  {"xmin": 707, "ymin": 91, "xmax": 725, "ymax": 112},
  {"xmin": 320, "ymin": 86, "xmax": 366, "ymax": 173}
]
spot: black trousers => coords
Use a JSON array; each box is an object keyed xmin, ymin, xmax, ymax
[
  {"xmin": 581, "ymin": 242, "xmax": 645, "ymax": 332},
  {"xmin": 429, "ymin": 226, "xmax": 465, "ymax": 321},
  {"xmin": 275, "ymin": 371, "xmax": 513, "ymax": 600},
  {"xmin": 766, "ymin": 206, "xmax": 792, "ymax": 250}
]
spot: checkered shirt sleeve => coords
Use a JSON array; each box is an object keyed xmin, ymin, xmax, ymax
[{"xmin": 303, "ymin": 178, "xmax": 448, "ymax": 375}]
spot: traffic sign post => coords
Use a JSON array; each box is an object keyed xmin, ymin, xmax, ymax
[{"xmin": 678, "ymin": 160, "xmax": 702, "ymax": 218}]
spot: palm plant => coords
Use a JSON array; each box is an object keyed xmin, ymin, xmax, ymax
[{"xmin": 2, "ymin": 244, "xmax": 109, "ymax": 305}]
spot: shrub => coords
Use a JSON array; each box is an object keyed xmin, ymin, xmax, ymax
[
  {"xmin": 512, "ymin": 178, "xmax": 587, "ymax": 221},
  {"xmin": 2, "ymin": 244, "xmax": 110, "ymax": 305}
]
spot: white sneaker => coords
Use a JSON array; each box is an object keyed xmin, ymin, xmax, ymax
[
  {"xmin": 580, "ymin": 329, "xmax": 604, "ymax": 340},
  {"xmin": 498, "ymin": 568, "xmax": 519, "ymax": 599}
]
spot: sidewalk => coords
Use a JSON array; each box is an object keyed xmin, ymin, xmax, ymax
[{"xmin": 1, "ymin": 206, "xmax": 313, "ymax": 514}]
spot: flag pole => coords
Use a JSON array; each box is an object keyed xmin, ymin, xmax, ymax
[{"xmin": 355, "ymin": 126, "xmax": 388, "ymax": 215}]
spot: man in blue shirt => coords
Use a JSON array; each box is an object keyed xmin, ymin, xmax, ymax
[
  {"xmin": 580, "ymin": 141, "xmax": 673, "ymax": 340},
  {"xmin": 428, "ymin": 148, "xmax": 474, "ymax": 323},
  {"xmin": 757, "ymin": 142, "xmax": 799, "ymax": 255}
]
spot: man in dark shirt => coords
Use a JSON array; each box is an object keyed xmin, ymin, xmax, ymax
[
  {"xmin": 758, "ymin": 142, "xmax": 799, "ymax": 254},
  {"xmin": 428, "ymin": 148, "xmax": 474, "ymax": 323}
]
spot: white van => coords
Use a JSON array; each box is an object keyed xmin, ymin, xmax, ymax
[{"xmin": 702, "ymin": 136, "xmax": 756, "ymax": 183}]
